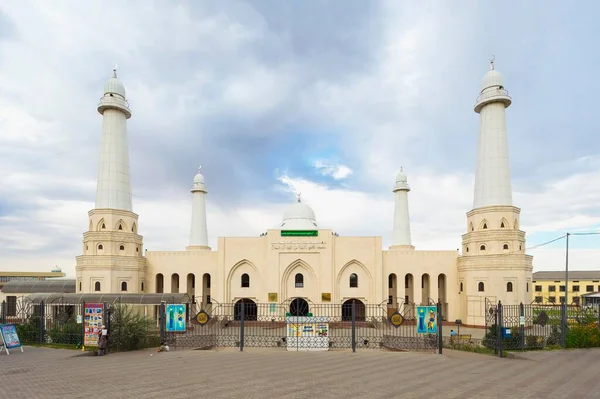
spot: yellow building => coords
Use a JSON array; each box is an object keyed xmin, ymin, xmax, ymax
[{"xmin": 532, "ymin": 271, "xmax": 600, "ymax": 306}]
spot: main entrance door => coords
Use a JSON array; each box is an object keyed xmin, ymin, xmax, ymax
[{"xmin": 289, "ymin": 298, "xmax": 309, "ymax": 316}]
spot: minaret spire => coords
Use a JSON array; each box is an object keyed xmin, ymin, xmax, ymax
[
  {"xmin": 95, "ymin": 67, "xmax": 133, "ymax": 211},
  {"xmin": 390, "ymin": 168, "xmax": 414, "ymax": 250},
  {"xmin": 473, "ymin": 58, "xmax": 513, "ymax": 208},
  {"xmin": 188, "ymin": 166, "xmax": 210, "ymax": 250}
]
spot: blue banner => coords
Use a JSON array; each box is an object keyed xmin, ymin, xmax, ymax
[
  {"xmin": 0, "ymin": 324, "xmax": 22, "ymax": 349},
  {"xmin": 165, "ymin": 304, "xmax": 186, "ymax": 332},
  {"xmin": 416, "ymin": 306, "xmax": 438, "ymax": 334}
]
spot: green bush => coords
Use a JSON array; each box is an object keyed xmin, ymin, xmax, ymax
[
  {"xmin": 565, "ymin": 323, "xmax": 600, "ymax": 348},
  {"xmin": 15, "ymin": 318, "xmax": 44, "ymax": 343},
  {"xmin": 108, "ymin": 304, "xmax": 160, "ymax": 351},
  {"xmin": 47, "ymin": 321, "xmax": 82, "ymax": 345}
]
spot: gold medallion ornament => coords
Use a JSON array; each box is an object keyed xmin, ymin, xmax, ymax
[
  {"xmin": 389, "ymin": 311, "xmax": 404, "ymax": 328},
  {"xmin": 195, "ymin": 310, "xmax": 210, "ymax": 326}
]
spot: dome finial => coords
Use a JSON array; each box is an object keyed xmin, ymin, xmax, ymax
[
  {"xmin": 489, "ymin": 54, "xmax": 495, "ymax": 71},
  {"xmin": 296, "ymin": 192, "xmax": 302, "ymax": 203},
  {"xmin": 113, "ymin": 64, "xmax": 118, "ymax": 78},
  {"xmin": 197, "ymin": 165, "xmax": 202, "ymax": 174}
]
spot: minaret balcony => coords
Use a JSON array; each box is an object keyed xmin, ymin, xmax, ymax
[
  {"xmin": 474, "ymin": 89, "xmax": 512, "ymax": 112},
  {"xmin": 97, "ymin": 96, "xmax": 132, "ymax": 118}
]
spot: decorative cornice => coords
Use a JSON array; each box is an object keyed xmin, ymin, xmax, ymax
[
  {"xmin": 88, "ymin": 208, "xmax": 140, "ymax": 218},
  {"xmin": 466, "ymin": 205, "xmax": 521, "ymax": 217},
  {"xmin": 461, "ymin": 230, "xmax": 526, "ymax": 241}
]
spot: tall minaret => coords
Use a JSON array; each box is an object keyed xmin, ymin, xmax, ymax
[
  {"xmin": 458, "ymin": 58, "xmax": 533, "ymax": 326},
  {"xmin": 187, "ymin": 166, "xmax": 210, "ymax": 250},
  {"xmin": 76, "ymin": 67, "xmax": 146, "ymax": 294},
  {"xmin": 390, "ymin": 168, "xmax": 414, "ymax": 250},
  {"xmin": 473, "ymin": 57, "xmax": 512, "ymax": 209},
  {"xmin": 95, "ymin": 67, "xmax": 133, "ymax": 211}
]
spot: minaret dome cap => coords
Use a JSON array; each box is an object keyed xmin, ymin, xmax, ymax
[
  {"xmin": 395, "ymin": 168, "xmax": 408, "ymax": 183},
  {"xmin": 194, "ymin": 168, "xmax": 205, "ymax": 184},
  {"xmin": 104, "ymin": 68, "xmax": 126, "ymax": 97}
]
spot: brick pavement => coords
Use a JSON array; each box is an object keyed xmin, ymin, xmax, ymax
[{"xmin": 0, "ymin": 346, "xmax": 599, "ymax": 399}]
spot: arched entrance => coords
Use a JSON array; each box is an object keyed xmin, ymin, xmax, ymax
[
  {"xmin": 234, "ymin": 298, "xmax": 257, "ymax": 321},
  {"xmin": 289, "ymin": 298, "xmax": 309, "ymax": 317},
  {"xmin": 341, "ymin": 299, "xmax": 366, "ymax": 321}
]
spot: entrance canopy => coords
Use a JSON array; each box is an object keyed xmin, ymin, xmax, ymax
[{"xmin": 26, "ymin": 293, "xmax": 191, "ymax": 305}]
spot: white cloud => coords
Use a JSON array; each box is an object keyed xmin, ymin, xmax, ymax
[{"xmin": 314, "ymin": 161, "xmax": 353, "ymax": 180}]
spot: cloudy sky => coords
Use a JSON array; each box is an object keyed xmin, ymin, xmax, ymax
[{"xmin": 0, "ymin": 1, "xmax": 598, "ymax": 277}]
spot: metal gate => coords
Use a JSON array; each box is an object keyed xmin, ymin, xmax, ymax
[{"xmin": 163, "ymin": 298, "xmax": 442, "ymax": 353}]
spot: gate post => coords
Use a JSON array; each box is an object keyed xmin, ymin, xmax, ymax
[
  {"xmin": 351, "ymin": 300, "xmax": 356, "ymax": 353},
  {"xmin": 560, "ymin": 302, "xmax": 567, "ymax": 348},
  {"xmin": 497, "ymin": 301, "xmax": 503, "ymax": 358},
  {"xmin": 519, "ymin": 302, "xmax": 525, "ymax": 350},
  {"xmin": 437, "ymin": 301, "xmax": 443, "ymax": 354},
  {"xmin": 159, "ymin": 302, "xmax": 166, "ymax": 344},
  {"xmin": 1, "ymin": 300, "xmax": 5, "ymax": 324},
  {"xmin": 39, "ymin": 300, "xmax": 46, "ymax": 344},
  {"xmin": 240, "ymin": 302, "xmax": 245, "ymax": 352}
]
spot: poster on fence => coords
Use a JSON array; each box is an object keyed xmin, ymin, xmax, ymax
[
  {"xmin": 83, "ymin": 303, "xmax": 104, "ymax": 346},
  {"xmin": 0, "ymin": 323, "xmax": 23, "ymax": 354},
  {"xmin": 165, "ymin": 304, "xmax": 186, "ymax": 332},
  {"xmin": 416, "ymin": 306, "xmax": 437, "ymax": 334}
]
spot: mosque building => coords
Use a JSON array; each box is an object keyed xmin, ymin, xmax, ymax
[{"xmin": 75, "ymin": 60, "xmax": 533, "ymax": 327}]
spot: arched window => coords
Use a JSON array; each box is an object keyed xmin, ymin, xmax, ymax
[
  {"xmin": 101, "ymin": 223, "xmax": 106, "ymax": 229},
  {"xmin": 141, "ymin": 281, "xmax": 145, "ymax": 292},
  {"xmin": 97, "ymin": 244, "xmax": 103, "ymax": 250},
  {"xmin": 460, "ymin": 282, "xmax": 463, "ymax": 292},
  {"xmin": 118, "ymin": 224, "xmax": 123, "ymax": 230},
  {"xmin": 241, "ymin": 273, "xmax": 250, "ymax": 288},
  {"xmin": 482, "ymin": 223, "xmax": 488, "ymax": 229},
  {"xmin": 119, "ymin": 245, "xmax": 125, "ymax": 251},
  {"xmin": 466, "ymin": 246, "xmax": 469, "ymax": 253},
  {"xmin": 507, "ymin": 282, "xmax": 513, "ymax": 292},
  {"xmin": 295, "ymin": 273, "xmax": 304, "ymax": 288},
  {"xmin": 503, "ymin": 244, "xmax": 509, "ymax": 250},
  {"xmin": 349, "ymin": 273, "xmax": 358, "ymax": 288},
  {"xmin": 79, "ymin": 281, "xmax": 82, "ymax": 291},
  {"xmin": 500, "ymin": 221, "xmax": 505, "ymax": 228},
  {"xmin": 121, "ymin": 281, "xmax": 128, "ymax": 291},
  {"xmin": 388, "ymin": 274, "xmax": 394, "ymax": 289},
  {"xmin": 94, "ymin": 281, "xmax": 101, "ymax": 292},
  {"xmin": 480, "ymin": 244, "xmax": 486, "ymax": 251},
  {"xmin": 478, "ymin": 282, "xmax": 484, "ymax": 292}
]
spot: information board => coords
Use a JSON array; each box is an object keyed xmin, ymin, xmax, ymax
[
  {"xmin": 165, "ymin": 304, "xmax": 186, "ymax": 332},
  {"xmin": 0, "ymin": 324, "xmax": 23, "ymax": 355},
  {"xmin": 83, "ymin": 303, "xmax": 104, "ymax": 346}
]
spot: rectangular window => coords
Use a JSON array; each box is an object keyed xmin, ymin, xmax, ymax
[
  {"xmin": 572, "ymin": 285, "xmax": 580, "ymax": 292},
  {"xmin": 549, "ymin": 285, "xmax": 556, "ymax": 292},
  {"xmin": 206, "ymin": 295, "xmax": 212, "ymax": 304},
  {"xmin": 586, "ymin": 285, "xmax": 594, "ymax": 292},
  {"xmin": 535, "ymin": 296, "xmax": 542, "ymax": 303},
  {"xmin": 573, "ymin": 297, "xmax": 580, "ymax": 305},
  {"xmin": 549, "ymin": 296, "xmax": 556, "ymax": 303},
  {"xmin": 535, "ymin": 285, "xmax": 542, "ymax": 292},
  {"xmin": 388, "ymin": 295, "xmax": 393, "ymax": 305},
  {"xmin": 559, "ymin": 285, "xmax": 565, "ymax": 292},
  {"xmin": 7, "ymin": 296, "xmax": 17, "ymax": 316}
]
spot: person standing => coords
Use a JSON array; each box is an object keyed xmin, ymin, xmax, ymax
[{"xmin": 97, "ymin": 325, "xmax": 109, "ymax": 356}]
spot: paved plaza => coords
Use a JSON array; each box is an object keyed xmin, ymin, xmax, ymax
[{"xmin": 1, "ymin": 346, "xmax": 599, "ymax": 398}]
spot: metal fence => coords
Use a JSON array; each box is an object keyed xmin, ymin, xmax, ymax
[
  {"xmin": 163, "ymin": 299, "xmax": 443, "ymax": 353},
  {"xmin": 484, "ymin": 299, "xmax": 600, "ymax": 357},
  {"xmin": 0, "ymin": 296, "xmax": 161, "ymax": 352}
]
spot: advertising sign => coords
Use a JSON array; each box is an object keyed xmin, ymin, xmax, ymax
[
  {"xmin": 83, "ymin": 303, "xmax": 104, "ymax": 346},
  {"xmin": 417, "ymin": 306, "xmax": 438, "ymax": 334},
  {"xmin": 0, "ymin": 324, "xmax": 23, "ymax": 354},
  {"xmin": 166, "ymin": 304, "xmax": 186, "ymax": 332}
]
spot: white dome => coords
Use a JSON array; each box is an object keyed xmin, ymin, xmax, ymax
[
  {"xmin": 104, "ymin": 73, "xmax": 126, "ymax": 98},
  {"xmin": 396, "ymin": 169, "xmax": 407, "ymax": 183},
  {"xmin": 194, "ymin": 172, "xmax": 205, "ymax": 184},
  {"xmin": 51, "ymin": 265, "xmax": 62, "ymax": 273},
  {"xmin": 280, "ymin": 199, "xmax": 318, "ymax": 230},
  {"xmin": 481, "ymin": 69, "xmax": 504, "ymax": 91}
]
